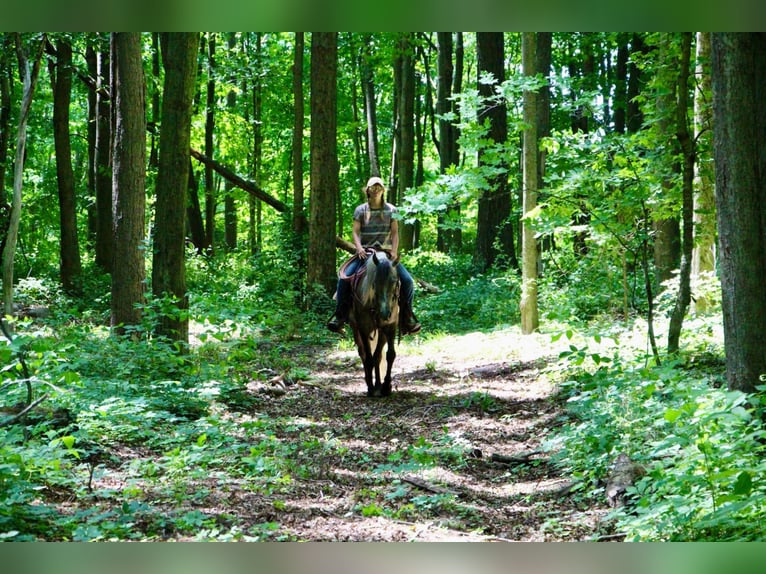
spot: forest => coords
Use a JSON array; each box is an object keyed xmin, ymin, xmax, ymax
[{"xmin": 1, "ymin": 32, "xmax": 765, "ymax": 542}]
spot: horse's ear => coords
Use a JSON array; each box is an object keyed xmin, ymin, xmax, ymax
[
  {"xmin": 392, "ymin": 255, "xmax": 400, "ymax": 267},
  {"xmin": 372, "ymin": 252, "xmax": 380, "ymax": 266}
]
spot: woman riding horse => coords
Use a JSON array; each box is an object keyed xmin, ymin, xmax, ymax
[{"xmin": 328, "ymin": 176, "xmax": 421, "ymax": 335}]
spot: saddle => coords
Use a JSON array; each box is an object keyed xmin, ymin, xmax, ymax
[{"xmin": 337, "ymin": 247, "xmax": 395, "ymax": 299}]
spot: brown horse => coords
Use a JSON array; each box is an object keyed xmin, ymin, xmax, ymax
[{"xmin": 348, "ymin": 250, "xmax": 400, "ymax": 397}]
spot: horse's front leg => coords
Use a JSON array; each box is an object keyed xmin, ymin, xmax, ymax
[
  {"xmin": 356, "ymin": 331, "xmax": 376, "ymax": 397},
  {"xmin": 372, "ymin": 335, "xmax": 385, "ymax": 396},
  {"xmin": 381, "ymin": 326, "xmax": 396, "ymax": 397}
]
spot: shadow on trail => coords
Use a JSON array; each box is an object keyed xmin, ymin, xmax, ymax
[{"xmin": 223, "ymin": 354, "xmax": 610, "ymax": 541}]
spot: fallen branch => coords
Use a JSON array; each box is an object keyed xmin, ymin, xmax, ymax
[
  {"xmin": 190, "ymin": 148, "xmax": 288, "ymax": 212},
  {"xmin": 401, "ymin": 475, "xmax": 458, "ymax": 496},
  {"xmin": 490, "ymin": 450, "xmax": 542, "ymax": 465},
  {"xmin": 0, "ymin": 393, "xmax": 48, "ymax": 428}
]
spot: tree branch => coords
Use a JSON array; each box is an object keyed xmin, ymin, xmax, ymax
[{"xmin": 190, "ymin": 148, "xmax": 288, "ymax": 212}]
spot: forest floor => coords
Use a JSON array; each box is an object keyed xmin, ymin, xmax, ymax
[
  {"xmin": 199, "ymin": 327, "xmax": 615, "ymax": 542},
  {"xmin": 52, "ymin": 326, "xmax": 618, "ymax": 541}
]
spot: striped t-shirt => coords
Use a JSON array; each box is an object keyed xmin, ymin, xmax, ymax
[{"xmin": 354, "ymin": 202, "xmax": 397, "ymax": 250}]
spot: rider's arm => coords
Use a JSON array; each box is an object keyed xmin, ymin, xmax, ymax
[
  {"xmin": 352, "ymin": 219, "xmax": 367, "ymax": 259},
  {"xmin": 389, "ymin": 217, "xmax": 399, "ymax": 261}
]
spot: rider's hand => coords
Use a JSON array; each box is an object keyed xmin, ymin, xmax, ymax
[{"xmin": 357, "ymin": 248, "xmax": 368, "ymax": 260}]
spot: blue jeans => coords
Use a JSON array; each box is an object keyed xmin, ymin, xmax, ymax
[{"xmin": 335, "ymin": 258, "xmax": 415, "ymax": 319}]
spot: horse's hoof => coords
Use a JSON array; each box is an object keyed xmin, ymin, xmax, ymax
[
  {"xmin": 367, "ymin": 388, "xmax": 375, "ymax": 397},
  {"xmin": 381, "ymin": 384, "xmax": 392, "ymax": 397}
]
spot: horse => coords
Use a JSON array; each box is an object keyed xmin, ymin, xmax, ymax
[{"xmin": 348, "ymin": 250, "xmax": 400, "ymax": 397}]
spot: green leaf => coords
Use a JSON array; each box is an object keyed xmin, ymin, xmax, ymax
[
  {"xmin": 733, "ymin": 471, "xmax": 753, "ymax": 496},
  {"xmin": 663, "ymin": 408, "xmax": 683, "ymax": 423},
  {"xmin": 61, "ymin": 435, "xmax": 76, "ymax": 449}
]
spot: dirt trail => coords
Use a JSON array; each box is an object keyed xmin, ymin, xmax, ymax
[{"xmin": 251, "ymin": 329, "xmax": 611, "ymax": 541}]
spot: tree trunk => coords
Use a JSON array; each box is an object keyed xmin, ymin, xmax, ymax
[
  {"xmin": 94, "ymin": 43, "xmax": 113, "ymax": 272},
  {"xmin": 307, "ymin": 32, "xmax": 338, "ymax": 295},
  {"xmin": 691, "ymin": 32, "xmax": 716, "ymax": 313},
  {"xmin": 85, "ymin": 42, "xmax": 97, "ymax": 245},
  {"xmin": 110, "ymin": 32, "xmax": 146, "ymax": 335},
  {"xmin": 667, "ymin": 33, "xmax": 694, "ymax": 354},
  {"xmin": 536, "ymin": 32, "xmax": 553, "ymax": 273},
  {"xmin": 149, "ymin": 32, "xmax": 161, "ymax": 168},
  {"xmin": 397, "ymin": 33, "xmax": 416, "ymax": 252},
  {"xmin": 520, "ymin": 33, "xmax": 539, "ymax": 335},
  {"xmin": 0, "ymin": 36, "xmax": 11, "ymax": 199},
  {"xmin": 186, "ymin": 159, "xmax": 206, "ymax": 252},
  {"xmin": 711, "ymin": 33, "xmax": 766, "ymax": 393},
  {"xmin": 48, "ymin": 37, "xmax": 83, "ymax": 294},
  {"xmin": 204, "ymin": 33, "xmax": 216, "ymax": 251},
  {"xmin": 249, "ymin": 33, "xmax": 263, "ymax": 255},
  {"xmin": 653, "ymin": 35, "xmax": 681, "ymax": 289},
  {"xmin": 152, "ymin": 33, "xmax": 198, "ymax": 344},
  {"xmin": 2, "ymin": 34, "xmax": 44, "ymax": 318},
  {"xmin": 361, "ymin": 34, "xmax": 381, "ymax": 178},
  {"xmin": 292, "ymin": 32, "xmax": 307, "ymax": 237},
  {"xmin": 436, "ymin": 32, "xmax": 461, "ymax": 253},
  {"xmin": 475, "ymin": 32, "xmax": 514, "ymax": 272}
]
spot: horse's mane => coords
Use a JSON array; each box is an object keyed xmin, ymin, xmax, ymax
[{"xmin": 359, "ymin": 252, "xmax": 394, "ymax": 308}]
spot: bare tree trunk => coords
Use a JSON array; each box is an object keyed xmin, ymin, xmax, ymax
[
  {"xmin": 204, "ymin": 33, "xmax": 216, "ymax": 251},
  {"xmin": 520, "ymin": 33, "xmax": 539, "ymax": 335},
  {"xmin": 48, "ymin": 36, "xmax": 82, "ymax": 294},
  {"xmin": 307, "ymin": 33, "xmax": 338, "ymax": 295},
  {"xmin": 292, "ymin": 32, "xmax": 306, "ymax": 238},
  {"xmin": 691, "ymin": 32, "xmax": 716, "ymax": 313},
  {"xmin": 110, "ymin": 32, "xmax": 146, "ymax": 335},
  {"xmin": 152, "ymin": 32, "xmax": 198, "ymax": 344},
  {"xmin": 397, "ymin": 33, "xmax": 416, "ymax": 252},
  {"xmin": 3, "ymin": 34, "xmax": 44, "ymax": 318},
  {"xmin": 94, "ymin": 42, "xmax": 113, "ymax": 272},
  {"xmin": 711, "ymin": 33, "xmax": 766, "ymax": 392},
  {"xmin": 667, "ymin": 33, "xmax": 694, "ymax": 354},
  {"xmin": 361, "ymin": 34, "xmax": 381, "ymax": 178}
]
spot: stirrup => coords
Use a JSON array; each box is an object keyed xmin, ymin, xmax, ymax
[{"xmin": 327, "ymin": 316, "xmax": 346, "ymax": 334}]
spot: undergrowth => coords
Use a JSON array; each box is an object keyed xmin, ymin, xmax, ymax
[{"xmin": 0, "ymin": 247, "xmax": 758, "ymax": 541}]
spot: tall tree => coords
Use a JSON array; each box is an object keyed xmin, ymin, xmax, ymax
[
  {"xmin": 653, "ymin": 35, "xmax": 681, "ymax": 289},
  {"xmin": 667, "ymin": 33, "xmax": 695, "ymax": 354},
  {"xmin": 307, "ymin": 32, "xmax": 338, "ymax": 295},
  {"xmin": 691, "ymin": 32, "xmax": 716, "ymax": 313},
  {"xmin": 474, "ymin": 32, "xmax": 515, "ymax": 272},
  {"xmin": 436, "ymin": 32, "xmax": 461, "ymax": 253},
  {"xmin": 361, "ymin": 34, "xmax": 381, "ymax": 178},
  {"xmin": 520, "ymin": 32, "xmax": 539, "ymax": 335},
  {"xmin": 711, "ymin": 33, "xmax": 766, "ymax": 393},
  {"xmin": 292, "ymin": 32, "xmax": 306, "ymax": 238},
  {"xmin": 0, "ymin": 36, "xmax": 12, "ymax": 199},
  {"xmin": 110, "ymin": 32, "xmax": 146, "ymax": 335},
  {"xmin": 48, "ymin": 35, "xmax": 82, "ymax": 294},
  {"xmin": 204, "ymin": 33, "xmax": 216, "ymax": 250},
  {"xmin": 224, "ymin": 34, "xmax": 238, "ymax": 252},
  {"xmin": 152, "ymin": 32, "xmax": 199, "ymax": 344},
  {"xmin": 2, "ymin": 33, "xmax": 44, "ymax": 317},
  {"xmin": 94, "ymin": 38, "xmax": 113, "ymax": 272},
  {"xmin": 397, "ymin": 33, "xmax": 416, "ymax": 251},
  {"xmin": 249, "ymin": 33, "xmax": 262, "ymax": 254}
]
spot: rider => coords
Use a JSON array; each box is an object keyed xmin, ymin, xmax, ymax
[{"xmin": 327, "ymin": 176, "xmax": 421, "ymax": 335}]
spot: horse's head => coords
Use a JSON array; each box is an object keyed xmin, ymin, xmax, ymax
[{"xmin": 363, "ymin": 251, "xmax": 400, "ymax": 323}]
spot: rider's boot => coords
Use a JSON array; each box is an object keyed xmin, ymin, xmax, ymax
[
  {"xmin": 399, "ymin": 301, "xmax": 421, "ymax": 335},
  {"xmin": 327, "ymin": 296, "xmax": 350, "ymax": 334}
]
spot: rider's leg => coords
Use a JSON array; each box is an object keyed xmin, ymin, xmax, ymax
[{"xmin": 397, "ymin": 264, "xmax": 421, "ymax": 335}]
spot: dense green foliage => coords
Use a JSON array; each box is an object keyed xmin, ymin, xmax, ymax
[
  {"xmin": 0, "ymin": 243, "xmax": 758, "ymax": 541},
  {"xmin": 1, "ymin": 32, "xmax": 759, "ymax": 541}
]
